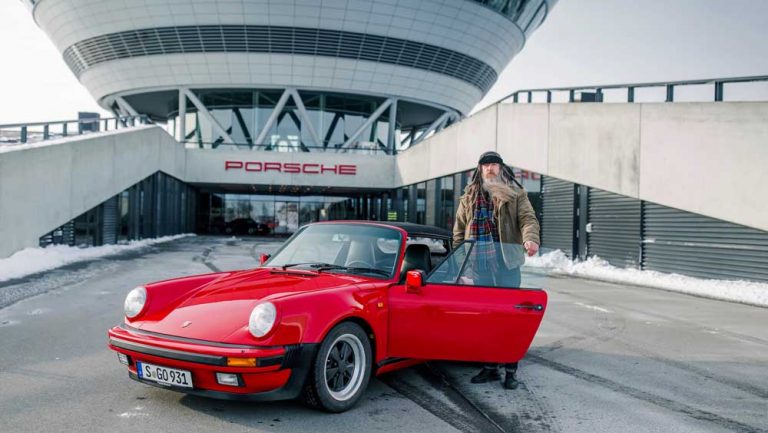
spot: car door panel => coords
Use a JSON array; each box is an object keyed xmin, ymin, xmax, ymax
[{"xmin": 387, "ymin": 283, "xmax": 547, "ymax": 363}]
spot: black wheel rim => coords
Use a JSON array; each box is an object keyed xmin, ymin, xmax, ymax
[{"xmin": 326, "ymin": 340, "xmax": 355, "ymax": 392}]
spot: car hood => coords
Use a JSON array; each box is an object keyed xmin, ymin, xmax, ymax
[{"xmin": 136, "ymin": 268, "xmax": 362, "ymax": 341}]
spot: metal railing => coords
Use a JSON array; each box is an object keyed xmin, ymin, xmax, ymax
[
  {"xmin": 496, "ymin": 75, "xmax": 768, "ymax": 104},
  {"xmin": 0, "ymin": 115, "xmax": 151, "ymax": 146},
  {"xmin": 182, "ymin": 140, "xmax": 393, "ymax": 154}
]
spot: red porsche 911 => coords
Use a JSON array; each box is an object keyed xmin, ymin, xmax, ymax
[{"xmin": 108, "ymin": 221, "xmax": 547, "ymax": 412}]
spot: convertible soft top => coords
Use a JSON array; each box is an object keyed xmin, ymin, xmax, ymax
[{"xmin": 318, "ymin": 220, "xmax": 452, "ymax": 239}]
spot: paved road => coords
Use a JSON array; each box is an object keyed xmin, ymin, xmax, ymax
[{"xmin": 0, "ymin": 236, "xmax": 766, "ymax": 433}]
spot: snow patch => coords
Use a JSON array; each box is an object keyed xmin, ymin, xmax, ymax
[
  {"xmin": 525, "ymin": 250, "xmax": 768, "ymax": 307},
  {"xmin": 0, "ymin": 234, "xmax": 194, "ymax": 283},
  {"xmin": 118, "ymin": 406, "xmax": 149, "ymax": 418}
]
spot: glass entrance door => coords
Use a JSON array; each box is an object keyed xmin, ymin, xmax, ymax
[{"xmin": 274, "ymin": 200, "xmax": 299, "ymax": 234}]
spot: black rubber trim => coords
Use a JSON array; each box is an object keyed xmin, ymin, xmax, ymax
[
  {"xmin": 256, "ymin": 355, "xmax": 284, "ymax": 367},
  {"xmin": 377, "ymin": 357, "xmax": 410, "ymax": 368},
  {"xmin": 127, "ymin": 343, "xmax": 320, "ymax": 401},
  {"xmin": 110, "ymin": 337, "xmax": 227, "ymax": 366}
]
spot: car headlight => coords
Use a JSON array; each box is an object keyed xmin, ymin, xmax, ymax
[
  {"xmin": 124, "ymin": 286, "xmax": 147, "ymax": 319},
  {"xmin": 249, "ymin": 302, "xmax": 277, "ymax": 337}
]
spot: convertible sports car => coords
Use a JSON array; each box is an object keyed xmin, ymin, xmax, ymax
[{"xmin": 108, "ymin": 221, "xmax": 548, "ymax": 412}]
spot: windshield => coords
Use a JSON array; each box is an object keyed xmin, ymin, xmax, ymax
[{"xmin": 265, "ymin": 224, "xmax": 403, "ymax": 279}]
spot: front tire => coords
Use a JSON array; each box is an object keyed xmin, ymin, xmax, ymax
[{"xmin": 302, "ymin": 322, "xmax": 372, "ymax": 412}]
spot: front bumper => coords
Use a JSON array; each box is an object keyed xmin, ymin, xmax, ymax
[{"xmin": 108, "ymin": 324, "xmax": 318, "ymax": 401}]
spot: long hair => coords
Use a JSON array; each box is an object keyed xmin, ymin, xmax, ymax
[{"xmin": 464, "ymin": 164, "xmax": 523, "ymax": 204}]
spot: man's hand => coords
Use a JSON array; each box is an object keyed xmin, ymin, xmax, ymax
[{"xmin": 523, "ymin": 241, "xmax": 539, "ymax": 256}]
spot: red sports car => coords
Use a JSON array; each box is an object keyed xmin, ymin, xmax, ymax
[{"xmin": 108, "ymin": 221, "xmax": 547, "ymax": 412}]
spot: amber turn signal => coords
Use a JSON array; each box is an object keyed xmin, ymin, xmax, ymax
[{"xmin": 226, "ymin": 357, "xmax": 258, "ymax": 367}]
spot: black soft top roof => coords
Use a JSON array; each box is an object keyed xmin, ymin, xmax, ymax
[{"xmin": 316, "ymin": 221, "xmax": 452, "ymax": 239}]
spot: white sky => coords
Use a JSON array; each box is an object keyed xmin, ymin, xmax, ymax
[{"xmin": 0, "ymin": 0, "xmax": 767, "ymax": 124}]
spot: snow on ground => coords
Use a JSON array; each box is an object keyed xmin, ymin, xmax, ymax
[
  {"xmin": 524, "ymin": 250, "xmax": 768, "ymax": 308},
  {"xmin": 2, "ymin": 236, "xmax": 765, "ymax": 308},
  {"xmin": 0, "ymin": 234, "xmax": 194, "ymax": 283}
]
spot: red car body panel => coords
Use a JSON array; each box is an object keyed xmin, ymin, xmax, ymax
[
  {"xmin": 108, "ymin": 221, "xmax": 547, "ymax": 401},
  {"xmin": 388, "ymin": 283, "xmax": 547, "ymax": 362}
]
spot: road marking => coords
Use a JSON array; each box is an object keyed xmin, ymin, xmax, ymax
[{"xmin": 574, "ymin": 302, "xmax": 611, "ymax": 313}]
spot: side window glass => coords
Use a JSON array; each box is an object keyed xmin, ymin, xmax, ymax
[
  {"xmin": 426, "ymin": 241, "xmax": 473, "ymax": 284},
  {"xmin": 459, "ymin": 242, "xmax": 525, "ymax": 288},
  {"xmin": 427, "ymin": 241, "xmax": 527, "ymax": 288}
]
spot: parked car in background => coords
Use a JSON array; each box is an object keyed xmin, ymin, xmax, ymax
[{"xmin": 210, "ymin": 217, "xmax": 271, "ymax": 235}]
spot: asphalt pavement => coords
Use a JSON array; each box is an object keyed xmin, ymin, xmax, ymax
[{"xmin": 0, "ymin": 236, "xmax": 765, "ymax": 433}]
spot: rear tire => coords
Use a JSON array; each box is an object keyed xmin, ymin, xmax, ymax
[{"xmin": 302, "ymin": 322, "xmax": 372, "ymax": 412}]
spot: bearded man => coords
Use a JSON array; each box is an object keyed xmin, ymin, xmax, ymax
[{"xmin": 452, "ymin": 150, "xmax": 540, "ymax": 389}]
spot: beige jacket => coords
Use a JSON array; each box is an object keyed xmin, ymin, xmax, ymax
[{"xmin": 452, "ymin": 184, "xmax": 541, "ymax": 269}]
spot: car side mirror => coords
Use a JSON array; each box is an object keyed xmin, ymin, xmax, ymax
[
  {"xmin": 405, "ymin": 270, "xmax": 426, "ymax": 294},
  {"xmin": 259, "ymin": 254, "xmax": 271, "ymax": 265}
]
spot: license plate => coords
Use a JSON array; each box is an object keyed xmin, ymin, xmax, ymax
[{"xmin": 136, "ymin": 361, "xmax": 193, "ymax": 388}]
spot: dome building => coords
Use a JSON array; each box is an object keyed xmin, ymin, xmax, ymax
[{"xmin": 28, "ymin": 0, "xmax": 556, "ymax": 152}]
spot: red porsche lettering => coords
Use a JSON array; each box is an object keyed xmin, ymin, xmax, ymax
[
  {"xmin": 245, "ymin": 162, "xmax": 262, "ymax": 172},
  {"xmin": 283, "ymin": 163, "xmax": 301, "ymax": 173},
  {"xmin": 302, "ymin": 164, "xmax": 319, "ymax": 174},
  {"xmin": 264, "ymin": 162, "xmax": 282, "ymax": 172},
  {"xmin": 320, "ymin": 165, "xmax": 338, "ymax": 174},
  {"xmin": 224, "ymin": 161, "xmax": 356, "ymax": 175}
]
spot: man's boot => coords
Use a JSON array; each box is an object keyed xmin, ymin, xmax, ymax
[
  {"xmin": 503, "ymin": 365, "xmax": 519, "ymax": 390},
  {"xmin": 470, "ymin": 366, "xmax": 500, "ymax": 384}
]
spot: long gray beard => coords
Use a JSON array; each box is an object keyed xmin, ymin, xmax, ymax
[{"xmin": 482, "ymin": 176, "xmax": 516, "ymax": 201}]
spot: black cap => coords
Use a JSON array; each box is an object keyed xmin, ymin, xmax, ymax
[{"xmin": 478, "ymin": 151, "xmax": 503, "ymax": 165}]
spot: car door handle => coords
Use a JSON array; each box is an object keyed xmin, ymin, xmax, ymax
[{"xmin": 514, "ymin": 303, "xmax": 543, "ymax": 311}]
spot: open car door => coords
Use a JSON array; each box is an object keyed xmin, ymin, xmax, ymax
[{"xmin": 387, "ymin": 241, "xmax": 547, "ymax": 363}]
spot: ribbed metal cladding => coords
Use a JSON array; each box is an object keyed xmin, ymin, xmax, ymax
[
  {"xmin": 62, "ymin": 25, "xmax": 497, "ymax": 92},
  {"xmin": 587, "ymin": 188, "xmax": 641, "ymax": 268},
  {"xmin": 101, "ymin": 195, "xmax": 119, "ymax": 245},
  {"xmin": 541, "ymin": 176, "xmax": 575, "ymax": 257},
  {"xmin": 642, "ymin": 202, "xmax": 768, "ymax": 282}
]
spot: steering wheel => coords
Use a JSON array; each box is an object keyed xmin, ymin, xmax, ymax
[{"xmin": 345, "ymin": 260, "xmax": 374, "ymax": 269}]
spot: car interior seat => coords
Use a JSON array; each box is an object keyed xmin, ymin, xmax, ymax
[
  {"xmin": 399, "ymin": 244, "xmax": 432, "ymax": 283},
  {"xmin": 345, "ymin": 239, "xmax": 375, "ymax": 267}
]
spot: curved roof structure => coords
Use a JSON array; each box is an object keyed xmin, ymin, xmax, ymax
[{"xmin": 25, "ymin": 0, "xmax": 556, "ymax": 152}]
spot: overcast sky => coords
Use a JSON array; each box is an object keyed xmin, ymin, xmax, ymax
[{"xmin": 0, "ymin": 0, "xmax": 766, "ymax": 124}]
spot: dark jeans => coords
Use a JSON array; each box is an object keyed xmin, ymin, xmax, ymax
[{"xmin": 483, "ymin": 361, "xmax": 518, "ymax": 372}]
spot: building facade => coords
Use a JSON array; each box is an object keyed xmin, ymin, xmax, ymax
[{"xmin": 24, "ymin": 0, "xmax": 556, "ymax": 238}]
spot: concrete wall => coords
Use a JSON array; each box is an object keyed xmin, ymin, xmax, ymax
[
  {"xmin": 4, "ymin": 100, "xmax": 766, "ymax": 258},
  {"xmin": 396, "ymin": 101, "xmax": 768, "ymax": 233},
  {"xmin": 0, "ymin": 126, "xmax": 394, "ymax": 259},
  {"xmin": 0, "ymin": 126, "xmax": 186, "ymax": 258}
]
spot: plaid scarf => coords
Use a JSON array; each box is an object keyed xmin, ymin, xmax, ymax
[{"xmin": 469, "ymin": 191, "xmax": 499, "ymax": 273}]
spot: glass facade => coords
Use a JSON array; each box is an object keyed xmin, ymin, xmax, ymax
[
  {"xmin": 396, "ymin": 168, "xmax": 543, "ymax": 232},
  {"xmin": 439, "ymin": 176, "xmax": 455, "ymax": 229},
  {"xmin": 415, "ymin": 182, "xmax": 427, "ymax": 225},
  {"xmin": 471, "ymin": 0, "xmax": 550, "ymax": 34},
  {"xmin": 171, "ymin": 90, "xmax": 398, "ymax": 154},
  {"xmin": 40, "ymin": 173, "xmax": 196, "ymax": 248},
  {"xmin": 203, "ymin": 194, "xmax": 380, "ymax": 235}
]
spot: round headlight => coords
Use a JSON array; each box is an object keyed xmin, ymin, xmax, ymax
[
  {"xmin": 249, "ymin": 302, "xmax": 277, "ymax": 337},
  {"xmin": 124, "ymin": 286, "xmax": 147, "ymax": 319}
]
